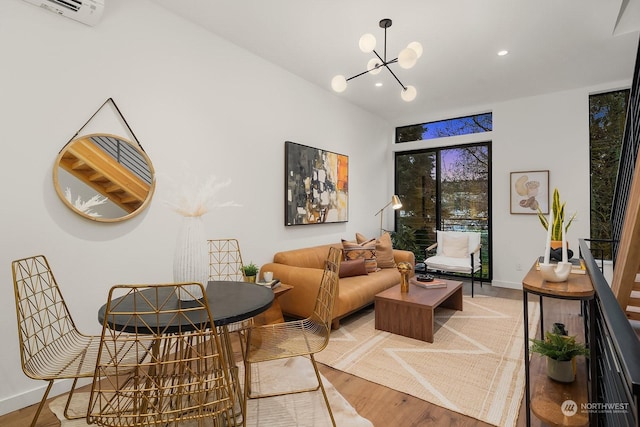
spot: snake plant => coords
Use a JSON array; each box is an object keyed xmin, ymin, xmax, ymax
[{"xmin": 537, "ymin": 188, "xmax": 576, "ymax": 241}]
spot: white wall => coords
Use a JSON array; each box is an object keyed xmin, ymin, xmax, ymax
[
  {"xmin": 0, "ymin": 0, "xmax": 391, "ymax": 413},
  {"xmin": 491, "ymin": 81, "xmax": 630, "ymax": 287},
  {"xmin": 491, "ymin": 89, "xmax": 592, "ymax": 287},
  {"xmin": 1, "ymin": 0, "xmax": 632, "ymax": 415}
]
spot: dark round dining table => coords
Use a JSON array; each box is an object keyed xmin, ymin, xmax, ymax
[
  {"xmin": 97, "ymin": 280, "xmax": 274, "ymax": 333},
  {"xmin": 96, "ymin": 280, "xmax": 274, "ymax": 422}
]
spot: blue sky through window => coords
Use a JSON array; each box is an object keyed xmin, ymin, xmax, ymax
[
  {"xmin": 396, "ymin": 113, "xmax": 492, "ymax": 143},
  {"xmin": 422, "ymin": 113, "xmax": 492, "ymax": 139}
]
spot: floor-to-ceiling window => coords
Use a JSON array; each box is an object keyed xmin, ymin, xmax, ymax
[
  {"xmin": 394, "ymin": 144, "xmax": 491, "ymax": 279},
  {"xmin": 394, "ymin": 113, "xmax": 492, "ymax": 280},
  {"xmin": 589, "ymin": 89, "xmax": 629, "ymax": 260}
]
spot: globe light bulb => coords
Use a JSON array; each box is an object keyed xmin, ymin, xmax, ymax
[
  {"xmin": 367, "ymin": 58, "xmax": 382, "ymax": 75},
  {"xmin": 331, "ymin": 75, "xmax": 348, "ymax": 93},
  {"xmin": 359, "ymin": 33, "xmax": 376, "ymax": 53},
  {"xmin": 407, "ymin": 41, "xmax": 423, "ymax": 58},
  {"xmin": 401, "ymin": 85, "xmax": 417, "ymax": 102},
  {"xmin": 398, "ymin": 47, "xmax": 418, "ymax": 69}
]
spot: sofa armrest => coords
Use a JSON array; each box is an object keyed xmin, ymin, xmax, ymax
[
  {"xmin": 259, "ymin": 263, "xmax": 325, "ymax": 319},
  {"xmin": 392, "ymin": 249, "xmax": 415, "ymax": 267}
]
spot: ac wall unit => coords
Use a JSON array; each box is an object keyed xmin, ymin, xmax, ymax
[{"xmin": 22, "ymin": 0, "xmax": 104, "ymax": 26}]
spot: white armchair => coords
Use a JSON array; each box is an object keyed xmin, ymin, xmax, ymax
[{"xmin": 424, "ymin": 230, "xmax": 483, "ymax": 297}]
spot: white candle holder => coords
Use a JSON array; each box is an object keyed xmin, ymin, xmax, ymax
[{"xmin": 538, "ymin": 261, "xmax": 572, "ymax": 282}]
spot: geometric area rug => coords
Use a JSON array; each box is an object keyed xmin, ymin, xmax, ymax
[
  {"xmin": 49, "ymin": 356, "xmax": 373, "ymax": 427},
  {"xmin": 315, "ymin": 294, "xmax": 540, "ymax": 427}
]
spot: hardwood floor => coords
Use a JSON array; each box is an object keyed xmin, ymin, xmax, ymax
[{"xmin": 0, "ymin": 284, "xmax": 585, "ymax": 427}]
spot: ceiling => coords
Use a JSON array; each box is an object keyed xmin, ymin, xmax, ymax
[{"xmin": 151, "ymin": 0, "xmax": 640, "ymax": 125}]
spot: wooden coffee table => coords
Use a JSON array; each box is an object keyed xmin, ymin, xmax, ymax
[{"xmin": 374, "ymin": 280, "xmax": 463, "ymax": 343}]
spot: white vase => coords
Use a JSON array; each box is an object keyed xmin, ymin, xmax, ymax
[{"xmin": 173, "ymin": 216, "xmax": 207, "ymax": 300}]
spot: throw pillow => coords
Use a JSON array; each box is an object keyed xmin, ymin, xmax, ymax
[
  {"xmin": 442, "ymin": 233, "xmax": 469, "ymax": 258},
  {"xmin": 339, "ymin": 258, "xmax": 369, "ymax": 278},
  {"xmin": 356, "ymin": 232, "xmax": 395, "ymax": 268},
  {"xmin": 342, "ymin": 238, "xmax": 377, "ymax": 272}
]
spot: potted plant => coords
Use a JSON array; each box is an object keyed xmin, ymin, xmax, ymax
[
  {"xmin": 529, "ymin": 324, "xmax": 589, "ymax": 383},
  {"xmin": 390, "ymin": 224, "xmax": 420, "ymax": 256},
  {"xmin": 537, "ymin": 188, "xmax": 576, "ymax": 249},
  {"xmin": 241, "ymin": 262, "xmax": 259, "ymax": 283}
]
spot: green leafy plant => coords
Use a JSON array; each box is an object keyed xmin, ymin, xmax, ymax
[
  {"xmin": 537, "ymin": 188, "xmax": 576, "ymax": 241},
  {"xmin": 241, "ymin": 262, "xmax": 259, "ymax": 277},
  {"xmin": 390, "ymin": 224, "xmax": 420, "ymax": 255},
  {"xmin": 529, "ymin": 331, "xmax": 589, "ymax": 361}
]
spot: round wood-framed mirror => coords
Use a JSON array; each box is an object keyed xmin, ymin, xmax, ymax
[{"xmin": 53, "ymin": 133, "xmax": 156, "ymax": 222}]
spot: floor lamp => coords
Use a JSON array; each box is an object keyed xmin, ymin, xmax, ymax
[{"xmin": 375, "ymin": 195, "xmax": 402, "ymax": 235}]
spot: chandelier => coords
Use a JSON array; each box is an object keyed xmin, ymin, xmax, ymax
[{"xmin": 331, "ymin": 18, "xmax": 423, "ymax": 102}]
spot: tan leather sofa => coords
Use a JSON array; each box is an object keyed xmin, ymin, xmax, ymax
[{"xmin": 260, "ymin": 243, "xmax": 415, "ymax": 329}]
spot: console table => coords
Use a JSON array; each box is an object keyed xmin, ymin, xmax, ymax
[{"xmin": 522, "ymin": 262, "xmax": 596, "ymax": 427}]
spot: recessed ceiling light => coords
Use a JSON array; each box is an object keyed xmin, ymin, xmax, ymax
[
  {"xmin": 497, "ymin": 50, "xmax": 509, "ymax": 56},
  {"xmin": 375, "ymin": 82, "xmax": 383, "ymax": 87}
]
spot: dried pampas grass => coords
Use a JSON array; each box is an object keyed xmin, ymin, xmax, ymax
[{"xmin": 163, "ymin": 168, "xmax": 239, "ymax": 217}]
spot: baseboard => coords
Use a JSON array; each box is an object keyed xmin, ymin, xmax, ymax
[
  {"xmin": 490, "ymin": 280, "xmax": 522, "ymax": 290},
  {"xmin": 0, "ymin": 377, "xmax": 92, "ymax": 416}
]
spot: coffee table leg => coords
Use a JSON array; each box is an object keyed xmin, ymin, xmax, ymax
[
  {"xmin": 425, "ymin": 308, "xmax": 434, "ymax": 343},
  {"xmin": 440, "ymin": 287, "xmax": 463, "ymax": 311}
]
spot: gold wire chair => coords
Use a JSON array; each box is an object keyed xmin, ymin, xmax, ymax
[
  {"xmin": 242, "ymin": 246, "xmax": 342, "ymax": 427},
  {"xmin": 207, "ymin": 239, "xmax": 254, "ymax": 333},
  {"xmin": 207, "ymin": 238, "xmax": 252, "ymax": 417},
  {"xmin": 11, "ymin": 255, "xmax": 139, "ymax": 427},
  {"xmin": 208, "ymin": 238, "xmax": 247, "ymax": 282},
  {"xmin": 88, "ymin": 282, "xmax": 236, "ymax": 427}
]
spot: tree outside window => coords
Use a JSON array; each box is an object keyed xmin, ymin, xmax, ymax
[{"xmin": 589, "ymin": 89, "xmax": 629, "ymax": 260}]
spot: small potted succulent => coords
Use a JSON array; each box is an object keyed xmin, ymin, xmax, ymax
[
  {"xmin": 529, "ymin": 323, "xmax": 589, "ymax": 383},
  {"xmin": 241, "ymin": 262, "xmax": 259, "ymax": 283}
]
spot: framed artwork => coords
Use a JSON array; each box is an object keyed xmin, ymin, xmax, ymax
[
  {"xmin": 510, "ymin": 170, "xmax": 549, "ymax": 214},
  {"xmin": 285, "ymin": 141, "xmax": 348, "ymax": 226}
]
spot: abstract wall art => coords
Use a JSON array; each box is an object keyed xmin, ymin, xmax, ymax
[
  {"xmin": 285, "ymin": 141, "xmax": 348, "ymax": 225},
  {"xmin": 510, "ymin": 170, "xmax": 549, "ymax": 214}
]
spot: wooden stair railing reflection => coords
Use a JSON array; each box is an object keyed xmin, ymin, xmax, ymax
[
  {"xmin": 242, "ymin": 246, "xmax": 342, "ymax": 427},
  {"xmin": 58, "ymin": 136, "xmax": 150, "ymax": 213},
  {"xmin": 611, "ymin": 151, "xmax": 640, "ymax": 320}
]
